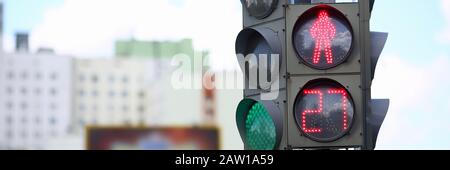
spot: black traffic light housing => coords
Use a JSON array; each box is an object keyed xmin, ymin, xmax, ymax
[
  {"xmin": 235, "ymin": 0, "xmax": 388, "ymax": 150},
  {"xmin": 235, "ymin": 0, "xmax": 289, "ymax": 150}
]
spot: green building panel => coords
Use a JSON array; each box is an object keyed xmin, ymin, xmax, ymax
[{"xmin": 115, "ymin": 39, "xmax": 198, "ymax": 59}]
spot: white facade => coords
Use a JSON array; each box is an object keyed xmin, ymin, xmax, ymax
[
  {"xmin": 0, "ymin": 53, "xmax": 72, "ymax": 150},
  {"xmin": 72, "ymin": 58, "xmax": 209, "ymax": 133},
  {"xmin": 72, "ymin": 58, "xmax": 168, "ymax": 132},
  {"xmin": 74, "ymin": 58, "xmax": 146, "ymax": 129}
]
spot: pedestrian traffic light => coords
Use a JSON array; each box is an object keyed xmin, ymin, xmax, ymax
[
  {"xmin": 286, "ymin": 2, "xmax": 365, "ymax": 149},
  {"xmin": 235, "ymin": 0, "xmax": 388, "ymax": 150},
  {"xmin": 292, "ymin": 7, "xmax": 353, "ymax": 70}
]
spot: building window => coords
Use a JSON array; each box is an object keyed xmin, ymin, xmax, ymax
[
  {"xmin": 109, "ymin": 75, "xmax": 115, "ymax": 83},
  {"xmin": 92, "ymin": 90, "xmax": 98, "ymax": 97},
  {"xmin": 49, "ymin": 117, "xmax": 57, "ymax": 125},
  {"xmin": 21, "ymin": 117, "xmax": 28, "ymax": 124},
  {"xmin": 138, "ymin": 105, "xmax": 146, "ymax": 113},
  {"xmin": 122, "ymin": 76, "xmax": 129, "ymax": 84},
  {"xmin": 6, "ymin": 130, "xmax": 13, "ymax": 139},
  {"xmin": 5, "ymin": 102, "xmax": 13, "ymax": 110},
  {"xmin": 5, "ymin": 115, "xmax": 12, "ymax": 125},
  {"xmin": 21, "ymin": 71, "xmax": 28, "ymax": 80},
  {"xmin": 79, "ymin": 119, "xmax": 85, "ymax": 126},
  {"xmin": 122, "ymin": 105, "xmax": 129, "ymax": 113},
  {"xmin": 49, "ymin": 88, "xmax": 57, "ymax": 96},
  {"xmin": 109, "ymin": 90, "xmax": 115, "ymax": 97},
  {"xmin": 35, "ymin": 117, "xmax": 41, "ymax": 125},
  {"xmin": 7, "ymin": 71, "xmax": 14, "ymax": 80},
  {"xmin": 20, "ymin": 87, "xmax": 27, "ymax": 95},
  {"xmin": 92, "ymin": 75, "xmax": 99, "ymax": 83},
  {"xmin": 34, "ymin": 132, "xmax": 41, "ymax": 139},
  {"xmin": 20, "ymin": 102, "xmax": 28, "ymax": 110},
  {"xmin": 121, "ymin": 91, "xmax": 128, "ymax": 98},
  {"xmin": 50, "ymin": 72, "xmax": 58, "ymax": 81},
  {"xmin": 35, "ymin": 73, "xmax": 42, "ymax": 80},
  {"xmin": 138, "ymin": 91, "xmax": 146, "ymax": 99},
  {"xmin": 79, "ymin": 75, "xmax": 85, "ymax": 82},
  {"xmin": 6, "ymin": 87, "xmax": 13, "ymax": 95},
  {"xmin": 79, "ymin": 104, "xmax": 85, "ymax": 112},
  {"xmin": 34, "ymin": 88, "xmax": 41, "ymax": 95},
  {"xmin": 21, "ymin": 131, "xmax": 28, "ymax": 139},
  {"xmin": 78, "ymin": 89, "xmax": 84, "ymax": 97}
]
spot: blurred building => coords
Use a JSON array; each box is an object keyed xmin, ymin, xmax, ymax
[
  {"xmin": 0, "ymin": 53, "xmax": 73, "ymax": 150},
  {"xmin": 71, "ymin": 58, "xmax": 167, "ymax": 133},
  {"xmin": 114, "ymin": 39, "xmax": 214, "ymax": 125},
  {"xmin": 0, "ymin": 35, "xmax": 218, "ymax": 149}
]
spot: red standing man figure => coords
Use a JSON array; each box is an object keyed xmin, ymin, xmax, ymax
[{"xmin": 310, "ymin": 10, "xmax": 336, "ymax": 64}]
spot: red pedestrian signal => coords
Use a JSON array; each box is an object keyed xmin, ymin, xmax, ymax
[
  {"xmin": 293, "ymin": 6, "xmax": 353, "ymax": 70},
  {"xmin": 310, "ymin": 10, "xmax": 336, "ymax": 64}
]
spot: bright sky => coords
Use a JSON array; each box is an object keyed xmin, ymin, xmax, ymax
[{"xmin": 2, "ymin": 0, "xmax": 450, "ymax": 149}]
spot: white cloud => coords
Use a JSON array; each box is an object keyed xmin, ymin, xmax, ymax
[
  {"xmin": 30, "ymin": 0, "xmax": 242, "ymax": 70},
  {"xmin": 373, "ymin": 54, "xmax": 450, "ymax": 149},
  {"xmin": 438, "ymin": 0, "xmax": 450, "ymax": 43}
]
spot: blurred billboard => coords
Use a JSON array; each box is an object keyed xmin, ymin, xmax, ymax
[{"xmin": 86, "ymin": 126, "xmax": 220, "ymax": 150}]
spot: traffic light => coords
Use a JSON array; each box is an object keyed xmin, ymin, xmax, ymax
[
  {"xmin": 235, "ymin": 0, "xmax": 287, "ymax": 150},
  {"xmin": 235, "ymin": 0, "xmax": 388, "ymax": 150}
]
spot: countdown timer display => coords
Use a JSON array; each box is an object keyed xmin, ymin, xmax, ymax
[{"xmin": 294, "ymin": 79, "xmax": 355, "ymax": 142}]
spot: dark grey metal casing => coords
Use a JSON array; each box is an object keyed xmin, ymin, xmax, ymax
[
  {"xmin": 238, "ymin": 0, "xmax": 290, "ymax": 150},
  {"xmin": 285, "ymin": 2, "xmax": 367, "ymax": 149},
  {"xmin": 237, "ymin": 0, "xmax": 388, "ymax": 150},
  {"xmin": 239, "ymin": 1, "xmax": 288, "ymax": 96},
  {"xmin": 242, "ymin": 0, "xmax": 286, "ymax": 28}
]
